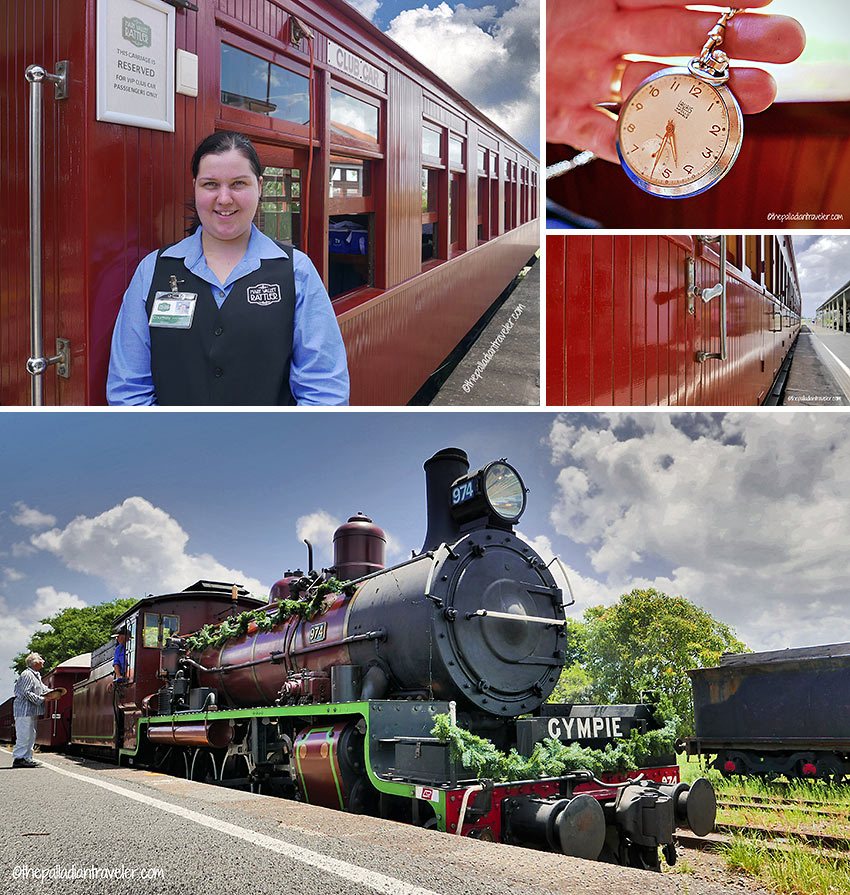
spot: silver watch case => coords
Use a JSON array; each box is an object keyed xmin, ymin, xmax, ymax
[{"xmin": 615, "ymin": 66, "xmax": 743, "ymax": 199}]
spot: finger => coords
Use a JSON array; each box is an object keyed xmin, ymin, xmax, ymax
[
  {"xmin": 619, "ymin": 62, "xmax": 778, "ymax": 113},
  {"xmin": 616, "ymin": 0, "xmax": 774, "ymax": 7},
  {"xmin": 547, "ymin": 106, "xmax": 619, "ymax": 165},
  {"xmin": 611, "ymin": 9, "xmax": 805, "ymax": 63}
]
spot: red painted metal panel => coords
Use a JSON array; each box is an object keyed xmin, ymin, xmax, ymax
[
  {"xmin": 564, "ymin": 235, "xmax": 592, "ymax": 405},
  {"xmin": 545, "ymin": 235, "xmax": 565, "ymax": 405},
  {"xmin": 547, "ymin": 235, "xmax": 800, "ymax": 406}
]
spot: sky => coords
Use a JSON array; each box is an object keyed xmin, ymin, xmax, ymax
[
  {"xmin": 2, "ymin": 411, "xmax": 849, "ymax": 699},
  {"xmin": 344, "ymin": 0, "xmax": 540, "ymax": 156},
  {"xmin": 793, "ymin": 236, "xmax": 850, "ymax": 318}
]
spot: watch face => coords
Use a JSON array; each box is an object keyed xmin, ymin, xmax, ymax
[{"xmin": 616, "ymin": 67, "xmax": 743, "ymax": 198}]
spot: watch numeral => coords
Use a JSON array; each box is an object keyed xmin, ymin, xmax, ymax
[
  {"xmin": 689, "ymin": 84, "xmax": 702, "ymax": 96},
  {"xmin": 627, "ymin": 123, "xmax": 636, "ymax": 133},
  {"xmin": 702, "ymin": 147, "xmax": 713, "ymax": 158},
  {"xmin": 709, "ymin": 124, "xmax": 722, "ymax": 136},
  {"xmin": 635, "ymin": 102, "xmax": 643, "ymax": 111},
  {"xmin": 684, "ymin": 165, "xmax": 694, "ymax": 175},
  {"xmin": 631, "ymin": 144, "xmax": 639, "ymax": 152},
  {"xmin": 662, "ymin": 168, "xmax": 672, "ymax": 179},
  {"xmin": 649, "ymin": 87, "xmax": 660, "ymax": 97},
  {"xmin": 670, "ymin": 81, "xmax": 680, "ymax": 91}
]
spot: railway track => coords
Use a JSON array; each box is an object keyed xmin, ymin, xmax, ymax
[
  {"xmin": 717, "ymin": 796, "xmax": 850, "ymax": 819},
  {"xmin": 676, "ymin": 829, "xmax": 850, "ymax": 862}
]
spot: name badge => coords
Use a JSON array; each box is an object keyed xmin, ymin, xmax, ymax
[{"xmin": 149, "ymin": 292, "xmax": 198, "ymax": 329}]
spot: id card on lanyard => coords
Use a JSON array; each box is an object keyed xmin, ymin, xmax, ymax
[{"xmin": 149, "ymin": 275, "xmax": 198, "ymax": 329}]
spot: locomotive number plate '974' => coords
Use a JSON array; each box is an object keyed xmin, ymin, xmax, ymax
[{"xmin": 309, "ymin": 622, "xmax": 327, "ymax": 643}]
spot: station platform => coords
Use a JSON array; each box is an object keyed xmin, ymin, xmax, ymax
[
  {"xmin": 0, "ymin": 747, "xmax": 757, "ymax": 895},
  {"xmin": 781, "ymin": 325, "xmax": 850, "ymax": 406},
  {"xmin": 429, "ymin": 254, "xmax": 540, "ymax": 406}
]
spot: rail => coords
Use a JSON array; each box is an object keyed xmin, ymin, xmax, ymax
[{"xmin": 24, "ymin": 62, "xmax": 70, "ymax": 405}]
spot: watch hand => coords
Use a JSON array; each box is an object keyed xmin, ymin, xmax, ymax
[
  {"xmin": 667, "ymin": 120, "xmax": 678, "ymax": 166},
  {"xmin": 650, "ymin": 133, "xmax": 669, "ymax": 178}
]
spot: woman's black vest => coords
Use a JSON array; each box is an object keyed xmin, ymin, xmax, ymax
[{"xmin": 145, "ymin": 249, "xmax": 296, "ymax": 405}]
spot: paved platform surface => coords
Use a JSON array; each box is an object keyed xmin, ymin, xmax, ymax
[
  {"xmin": 1, "ymin": 747, "xmax": 765, "ymax": 895},
  {"xmin": 783, "ymin": 325, "xmax": 850, "ymax": 406},
  {"xmin": 782, "ymin": 324, "xmax": 850, "ymax": 407},
  {"xmin": 431, "ymin": 257, "xmax": 540, "ymax": 406}
]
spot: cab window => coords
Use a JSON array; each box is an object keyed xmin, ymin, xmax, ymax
[{"xmin": 143, "ymin": 612, "xmax": 180, "ymax": 647}]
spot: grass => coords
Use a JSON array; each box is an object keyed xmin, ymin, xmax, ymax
[
  {"xmin": 719, "ymin": 835, "xmax": 850, "ymax": 895},
  {"xmin": 678, "ymin": 755, "xmax": 850, "ymax": 895}
]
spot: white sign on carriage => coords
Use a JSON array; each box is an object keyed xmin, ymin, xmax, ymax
[{"xmin": 97, "ymin": 0, "xmax": 175, "ymax": 131}]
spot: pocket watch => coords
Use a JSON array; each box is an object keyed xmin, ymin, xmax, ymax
[{"xmin": 615, "ymin": 8, "xmax": 743, "ymax": 198}]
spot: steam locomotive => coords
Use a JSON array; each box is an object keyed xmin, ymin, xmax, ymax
[{"xmin": 10, "ymin": 448, "xmax": 717, "ymax": 869}]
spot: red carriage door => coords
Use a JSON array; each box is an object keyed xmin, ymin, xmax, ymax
[{"xmin": 691, "ymin": 236, "xmax": 728, "ymax": 405}]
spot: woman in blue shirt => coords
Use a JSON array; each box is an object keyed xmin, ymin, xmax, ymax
[{"xmin": 107, "ymin": 131, "xmax": 349, "ymax": 406}]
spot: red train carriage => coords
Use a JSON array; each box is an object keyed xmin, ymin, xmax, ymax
[
  {"xmin": 0, "ymin": 696, "xmax": 13, "ymax": 744},
  {"xmin": 0, "ymin": 0, "xmax": 538, "ymax": 406},
  {"xmin": 547, "ymin": 234, "xmax": 801, "ymax": 406},
  {"xmin": 35, "ymin": 653, "xmax": 91, "ymax": 748},
  {"xmin": 71, "ymin": 581, "xmax": 264, "ymax": 754}
]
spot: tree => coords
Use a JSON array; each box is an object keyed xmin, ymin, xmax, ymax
[
  {"xmin": 12, "ymin": 597, "xmax": 138, "ymax": 674},
  {"xmin": 580, "ymin": 588, "xmax": 747, "ymax": 736}
]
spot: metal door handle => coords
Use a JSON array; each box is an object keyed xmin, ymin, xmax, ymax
[
  {"xmin": 25, "ymin": 62, "xmax": 70, "ymax": 405},
  {"xmin": 695, "ymin": 235, "xmax": 727, "ymax": 363}
]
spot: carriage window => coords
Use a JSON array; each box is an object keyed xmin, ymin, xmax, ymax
[
  {"xmin": 329, "ymin": 157, "xmax": 371, "ymax": 198},
  {"xmin": 221, "ymin": 45, "xmax": 309, "ymax": 124},
  {"xmin": 328, "ymin": 157, "xmax": 374, "ymax": 298},
  {"xmin": 477, "ymin": 148, "xmax": 487, "ymax": 173},
  {"xmin": 422, "ymin": 168, "xmax": 440, "ymax": 263},
  {"xmin": 143, "ymin": 613, "xmax": 160, "ymax": 648},
  {"xmin": 256, "ymin": 167, "xmax": 301, "ymax": 248},
  {"xmin": 125, "ymin": 616, "xmax": 137, "ymax": 682},
  {"xmin": 143, "ymin": 612, "xmax": 180, "ymax": 648},
  {"xmin": 449, "ymin": 137, "xmax": 464, "ymax": 167},
  {"xmin": 422, "ymin": 126, "xmax": 441, "ymax": 158},
  {"xmin": 162, "ymin": 615, "xmax": 180, "ymax": 642},
  {"xmin": 330, "ymin": 90, "xmax": 379, "ymax": 144}
]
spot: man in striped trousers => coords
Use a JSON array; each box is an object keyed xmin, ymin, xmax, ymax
[{"xmin": 13, "ymin": 653, "xmax": 50, "ymax": 768}]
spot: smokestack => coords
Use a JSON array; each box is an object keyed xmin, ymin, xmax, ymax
[{"xmin": 420, "ymin": 447, "xmax": 469, "ymax": 553}]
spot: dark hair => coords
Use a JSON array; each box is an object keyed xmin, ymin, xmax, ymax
[
  {"xmin": 190, "ymin": 130, "xmax": 262, "ymax": 180},
  {"xmin": 186, "ymin": 131, "xmax": 262, "ymax": 234}
]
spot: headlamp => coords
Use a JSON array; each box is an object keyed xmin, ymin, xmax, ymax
[{"xmin": 450, "ymin": 459, "xmax": 527, "ymax": 526}]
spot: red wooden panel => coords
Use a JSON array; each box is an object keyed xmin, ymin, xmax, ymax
[
  {"xmin": 591, "ymin": 236, "xmax": 613, "ymax": 404},
  {"xmin": 629, "ymin": 236, "xmax": 647, "ymax": 405},
  {"xmin": 339, "ymin": 222, "xmax": 537, "ymax": 405},
  {"xmin": 546, "ymin": 234, "xmax": 798, "ymax": 407},
  {"xmin": 645, "ymin": 236, "xmax": 659, "ymax": 406},
  {"xmin": 547, "ymin": 103, "xmax": 850, "ymax": 229},
  {"xmin": 611, "ymin": 236, "xmax": 631, "ymax": 405},
  {"xmin": 565, "ymin": 236, "xmax": 592, "ymax": 405},
  {"xmin": 545, "ymin": 234, "xmax": 565, "ymax": 405}
]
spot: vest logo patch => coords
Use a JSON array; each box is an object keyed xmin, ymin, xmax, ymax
[{"xmin": 247, "ymin": 283, "xmax": 282, "ymax": 306}]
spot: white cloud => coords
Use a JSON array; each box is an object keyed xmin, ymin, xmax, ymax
[
  {"xmin": 10, "ymin": 501, "xmax": 57, "ymax": 529},
  {"xmin": 385, "ymin": 0, "xmax": 539, "ymax": 150},
  {"xmin": 0, "ymin": 588, "xmax": 86, "ymax": 702},
  {"xmin": 3, "ymin": 567, "xmax": 24, "ymax": 583},
  {"xmin": 33, "ymin": 585, "xmax": 86, "ymax": 619},
  {"xmin": 11, "ymin": 542, "xmax": 38, "ymax": 558},
  {"xmin": 795, "ymin": 236, "xmax": 850, "ymax": 316},
  {"xmin": 546, "ymin": 413, "xmax": 850, "ymax": 651},
  {"xmin": 346, "ymin": 0, "xmax": 380, "ymax": 21},
  {"xmin": 30, "ymin": 497, "xmax": 267, "ymax": 599},
  {"xmin": 296, "ymin": 510, "xmax": 341, "ymax": 565}
]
